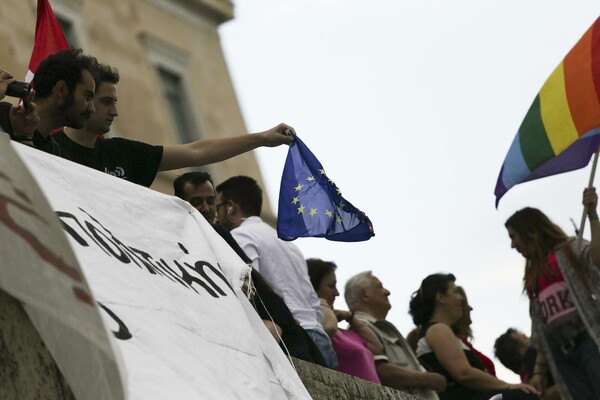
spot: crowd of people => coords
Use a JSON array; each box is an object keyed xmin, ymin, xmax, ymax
[{"xmin": 2, "ymin": 48, "xmax": 600, "ymax": 400}]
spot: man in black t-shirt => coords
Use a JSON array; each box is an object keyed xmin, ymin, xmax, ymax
[
  {"xmin": 56, "ymin": 63, "xmax": 293, "ymax": 187},
  {"xmin": 4, "ymin": 52, "xmax": 292, "ymax": 186}
]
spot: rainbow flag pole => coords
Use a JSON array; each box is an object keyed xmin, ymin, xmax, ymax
[{"xmin": 577, "ymin": 148, "xmax": 600, "ymax": 246}]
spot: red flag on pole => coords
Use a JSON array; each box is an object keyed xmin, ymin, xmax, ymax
[{"xmin": 25, "ymin": 0, "xmax": 69, "ymax": 83}]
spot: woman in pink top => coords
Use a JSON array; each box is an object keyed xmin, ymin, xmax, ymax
[
  {"xmin": 307, "ymin": 259, "xmax": 382, "ymax": 384},
  {"xmin": 505, "ymin": 187, "xmax": 600, "ymax": 400}
]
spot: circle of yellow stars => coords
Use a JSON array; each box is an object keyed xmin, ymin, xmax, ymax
[{"xmin": 290, "ymin": 169, "xmax": 345, "ymax": 224}]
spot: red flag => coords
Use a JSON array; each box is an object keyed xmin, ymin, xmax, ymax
[{"xmin": 25, "ymin": 0, "xmax": 69, "ymax": 83}]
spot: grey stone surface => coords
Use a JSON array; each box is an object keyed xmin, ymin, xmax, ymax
[{"xmin": 293, "ymin": 358, "xmax": 423, "ymax": 400}]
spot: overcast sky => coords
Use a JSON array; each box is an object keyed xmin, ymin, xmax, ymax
[{"xmin": 220, "ymin": 0, "xmax": 600, "ymax": 381}]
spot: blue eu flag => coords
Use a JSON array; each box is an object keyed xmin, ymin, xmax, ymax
[{"xmin": 277, "ymin": 133, "xmax": 374, "ymax": 242}]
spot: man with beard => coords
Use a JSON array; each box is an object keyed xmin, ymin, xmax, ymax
[
  {"xmin": 54, "ymin": 61, "xmax": 293, "ymax": 187},
  {"xmin": 0, "ymin": 50, "xmax": 97, "ymax": 154},
  {"xmin": 174, "ymin": 171, "xmax": 246, "ymax": 252}
]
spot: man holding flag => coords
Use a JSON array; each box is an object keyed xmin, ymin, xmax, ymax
[
  {"xmin": 41, "ymin": 57, "xmax": 292, "ymax": 187},
  {"xmin": 3, "ymin": 0, "xmax": 295, "ymax": 186}
]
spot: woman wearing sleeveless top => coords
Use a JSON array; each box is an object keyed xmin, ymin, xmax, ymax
[
  {"xmin": 505, "ymin": 187, "xmax": 600, "ymax": 400},
  {"xmin": 409, "ymin": 273, "xmax": 539, "ymax": 400}
]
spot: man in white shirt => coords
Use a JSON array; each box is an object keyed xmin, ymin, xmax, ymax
[{"xmin": 215, "ymin": 175, "xmax": 337, "ymax": 369}]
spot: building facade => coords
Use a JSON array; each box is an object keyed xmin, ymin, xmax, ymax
[{"xmin": 0, "ymin": 0, "xmax": 275, "ymax": 219}]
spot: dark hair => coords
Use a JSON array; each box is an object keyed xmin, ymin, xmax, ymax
[
  {"xmin": 306, "ymin": 258, "xmax": 337, "ymax": 292},
  {"xmin": 494, "ymin": 328, "xmax": 523, "ymax": 374},
  {"xmin": 409, "ymin": 273, "xmax": 456, "ymax": 326},
  {"xmin": 505, "ymin": 207, "xmax": 568, "ymax": 295},
  {"xmin": 215, "ymin": 176, "xmax": 262, "ymax": 216},
  {"xmin": 95, "ymin": 63, "xmax": 120, "ymax": 86},
  {"xmin": 173, "ymin": 171, "xmax": 214, "ymax": 199},
  {"xmin": 32, "ymin": 49, "xmax": 99, "ymax": 99}
]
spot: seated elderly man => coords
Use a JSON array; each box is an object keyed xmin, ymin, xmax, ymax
[{"xmin": 345, "ymin": 271, "xmax": 446, "ymax": 399}]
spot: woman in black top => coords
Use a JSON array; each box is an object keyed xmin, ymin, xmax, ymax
[{"xmin": 408, "ymin": 273, "xmax": 539, "ymax": 400}]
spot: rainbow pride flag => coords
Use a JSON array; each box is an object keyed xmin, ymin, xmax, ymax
[{"xmin": 495, "ymin": 17, "xmax": 600, "ymax": 206}]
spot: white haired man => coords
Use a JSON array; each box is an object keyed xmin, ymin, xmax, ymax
[{"xmin": 345, "ymin": 271, "xmax": 446, "ymax": 399}]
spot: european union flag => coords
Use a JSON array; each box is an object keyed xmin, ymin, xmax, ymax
[{"xmin": 277, "ymin": 133, "xmax": 374, "ymax": 242}]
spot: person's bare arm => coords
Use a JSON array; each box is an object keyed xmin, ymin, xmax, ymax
[
  {"xmin": 427, "ymin": 324, "xmax": 538, "ymax": 394},
  {"xmin": 321, "ymin": 300, "xmax": 338, "ymax": 338},
  {"xmin": 158, "ymin": 123, "xmax": 294, "ymax": 171},
  {"xmin": 336, "ymin": 310, "xmax": 383, "ymax": 354},
  {"xmin": 528, "ymin": 351, "xmax": 549, "ymax": 394},
  {"xmin": 376, "ymin": 361, "xmax": 447, "ymax": 392},
  {"xmin": 541, "ymin": 385, "xmax": 561, "ymax": 400}
]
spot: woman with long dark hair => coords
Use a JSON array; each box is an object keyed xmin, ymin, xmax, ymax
[
  {"xmin": 505, "ymin": 187, "xmax": 600, "ymax": 400},
  {"xmin": 409, "ymin": 273, "xmax": 538, "ymax": 400},
  {"xmin": 406, "ymin": 286, "xmax": 497, "ymax": 377}
]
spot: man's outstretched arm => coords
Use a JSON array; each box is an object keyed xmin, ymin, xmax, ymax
[{"xmin": 158, "ymin": 123, "xmax": 294, "ymax": 172}]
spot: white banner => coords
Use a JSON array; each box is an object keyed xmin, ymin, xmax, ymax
[{"xmin": 0, "ymin": 135, "xmax": 310, "ymax": 400}]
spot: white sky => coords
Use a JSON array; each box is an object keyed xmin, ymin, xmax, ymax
[{"xmin": 220, "ymin": 0, "xmax": 600, "ymax": 381}]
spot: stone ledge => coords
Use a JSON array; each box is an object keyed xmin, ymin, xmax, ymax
[{"xmin": 293, "ymin": 358, "xmax": 422, "ymax": 400}]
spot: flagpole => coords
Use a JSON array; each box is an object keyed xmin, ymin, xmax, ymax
[{"xmin": 576, "ymin": 150, "xmax": 600, "ymax": 247}]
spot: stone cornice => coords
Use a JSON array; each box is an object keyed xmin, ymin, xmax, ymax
[{"xmin": 147, "ymin": 0, "xmax": 234, "ymax": 26}]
